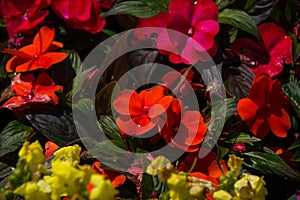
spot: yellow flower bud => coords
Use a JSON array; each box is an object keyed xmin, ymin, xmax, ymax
[{"xmin": 213, "ymin": 190, "xmax": 232, "ymax": 200}]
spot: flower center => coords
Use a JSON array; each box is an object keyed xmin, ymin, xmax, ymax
[{"xmin": 188, "ymin": 27, "xmax": 194, "ymax": 37}]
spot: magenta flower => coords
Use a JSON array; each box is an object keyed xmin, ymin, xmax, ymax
[{"xmin": 136, "ymin": 0, "xmax": 219, "ymax": 64}]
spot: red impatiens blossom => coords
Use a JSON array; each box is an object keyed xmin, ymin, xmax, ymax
[
  {"xmin": 136, "ymin": 0, "xmax": 219, "ymax": 64},
  {"xmin": 2, "ymin": 71, "xmax": 63, "ymax": 110},
  {"xmin": 237, "ymin": 74, "xmax": 291, "ymax": 139},
  {"xmin": 3, "ymin": 26, "xmax": 67, "ymax": 73},
  {"xmin": 0, "ymin": 0, "xmax": 50, "ymax": 40},
  {"xmin": 230, "ymin": 23, "xmax": 293, "ymax": 77},
  {"xmin": 51, "ymin": 0, "xmax": 106, "ymax": 34},
  {"xmin": 113, "ymin": 86, "xmax": 173, "ymax": 136}
]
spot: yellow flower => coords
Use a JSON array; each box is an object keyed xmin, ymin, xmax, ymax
[
  {"xmin": 53, "ymin": 144, "xmax": 81, "ymax": 166},
  {"xmin": 234, "ymin": 173, "xmax": 267, "ymax": 200},
  {"xmin": 88, "ymin": 174, "xmax": 118, "ymax": 200},
  {"xmin": 228, "ymin": 155, "xmax": 244, "ymax": 174},
  {"xmin": 14, "ymin": 180, "xmax": 51, "ymax": 200},
  {"xmin": 44, "ymin": 161, "xmax": 84, "ymax": 199},
  {"xmin": 146, "ymin": 156, "xmax": 174, "ymax": 182},
  {"xmin": 167, "ymin": 173, "xmax": 194, "ymax": 200},
  {"xmin": 18, "ymin": 141, "xmax": 46, "ymax": 172},
  {"xmin": 213, "ymin": 190, "xmax": 232, "ymax": 200}
]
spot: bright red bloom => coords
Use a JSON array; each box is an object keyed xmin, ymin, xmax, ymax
[
  {"xmin": 237, "ymin": 74, "xmax": 291, "ymax": 139},
  {"xmin": 2, "ymin": 71, "xmax": 63, "ymax": 110},
  {"xmin": 230, "ymin": 23, "xmax": 292, "ymax": 77},
  {"xmin": 3, "ymin": 26, "xmax": 67, "ymax": 73},
  {"xmin": 136, "ymin": 0, "xmax": 219, "ymax": 64},
  {"xmin": 113, "ymin": 86, "xmax": 173, "ymax": 136},
  {"xmin": 51, "ymin": 0, "xmax": 106, "ymax": 33},
  {"xmin": 0, "ymin": 0, "xmax": 50, "ymax": 39}
]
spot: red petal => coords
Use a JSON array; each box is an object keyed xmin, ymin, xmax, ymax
[
  {"xmin": 2, "ymin": 49, "xmax": 32, "ymax": 59},
  {"xmin": 259, "ymin": 23, "xmax": 286, "ymax": 51},
  {"xmin": 113, "ymin": 90, "xmax": 143, "ymax": 116},
  {"xmin": 248, "ymin": 74, "xmax": 271, "ymax": 107},
  {"xmin": 142, "ymin": 86, "xmax": 165, "ymax": 106},
  {"xmin": 168, "ymin": 0, "xmax": 194, "ymax": 22},
  {"xmin": 194, "ymin": 20, "xmax": 219, "ymax": 37},
  {"xmin": 149, "ymin": 96, "xmax": 173, "ymax": 118},
  {"xmin": 112, "ymin": 175, "xmax": 126, "ymax": 188},
  {"xmin": 116, "ymin": 117, "xmax": 156, "ymax": 136},
  {"xmin": 267, "ymin": 109, "xmax": 291, "ymax": 138},
  {"xmin": 33, "ymin": 26, "xmax": 55, "ymax": 54},
  {"xmin": 208, "ymin": 159, "xmax": 227, "ymax": 179},
  {"xmin": 11, "ymin": 74, "xmax": 34, "ymax": 96},
  {"xmin": 1, "ymin": 96, "xmax": 25, "ymax": 110},
  {"xmin": 45, "ymin": 141, "xmax": 60, "ymax": 158},
  {"xmin": 237, "ymin": 98, "xmax": 258, "ymax": 122},
  {"xmin": 193, "ymin": 1, "xmax": 218, "ymax": 22},
  {"xmin": 251, "ymin": 117, "xmax": 270, "ymax": 139}
]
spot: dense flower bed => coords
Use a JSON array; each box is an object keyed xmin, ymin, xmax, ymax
[{"xmin": 0, "ymin": 0, "xmax": 299, "ymax": 199}]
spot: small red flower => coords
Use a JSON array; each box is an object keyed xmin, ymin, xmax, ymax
[
  {"xmin": 45, "ymin": 141, "xmax": 60, "ymax": 158},
  {"xmin": 51, "ymin": 0, "xmax": 106, "ymax": 33},
  {"xmin": 2, "ymin": 71, "xmax": 63, "ymax": 110},
  {"xmin": 237, "ymin": 74, "xmax": 291, "ymax": 139},
  {"xmin": 113, "ymin": 86, "xmax": 173, "ymax": 136},
  {"xmin": 3, "ymin": 26, "xmax": 67, "ymax": 73}
]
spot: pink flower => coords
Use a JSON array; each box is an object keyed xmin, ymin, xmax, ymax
[
  {"xmin": 136, "ymin": 0, "xmax": 219, "ymax": 64},
  {"xmin": 51, "ymin": 0, "xmax": 106, "ymax": 33},
  {"xmin": 230, "ymin": 23, "xmax": 293, "ymax": 77},
  {"xmin": 0, "ymin": 0, "xmax": 50, "ymax": 39}
]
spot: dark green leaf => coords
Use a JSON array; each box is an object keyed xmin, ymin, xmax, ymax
[
  {"xmin": 99, "ymin": 116, "xmax": 122, "ymax": 141},
  {"xmin": 74, "ymin": 98, "xmax": 95, "ymax": 120},
  {"xmin": 0, "ymin": 120, "xmax": 33, "ymax": 158},
  {"xmin": 285, "ymin": 0, "xmax": 299, "ymax": 26},
  {"xmin": 141, "ymin": 173, "xmax": 154, "ymax": 199},
  {"xmin": 95, "ymin": 81, "xmax": 119, "ymax": 116},
  {"xmin": 26, "ymin": 112, "xmax": 79, "ymax": 147},
  {"xmin": 218, "ymin": 9, "xmax": 260, "ymax": 38},
  {"xmin": 216, "ymin": 0, "xmax": 237, "ymax": 11},
  {"xmin": 289, "ymin": 137, "xmax": 300, "ymax": 150},
  {"xmin": 204, "ymin": 98, "xmax": 238, "ymax": 121},
  {"xmin": 224, "ymin": 133, "xmax": 261, "ymax": 144},
  {"xmin": 223, "ymin": 64, "xmax": 255, "ymax": 98},
  {"xmin": 247, "ymin": 0, "xmax": 279, "ymax": 24},
  {"xmin": 243, "ymin": 151, "xmax": 300, "ymax": 182},
  {"xmin": 282, "ymin": 82, "xmax": 300, "ymax": 118},
  {"xmin": 291, "ymin": 150, "xmax": 300, "ymax": 162},
  {"xmin": 216, "ymin": 146, "xmax": 230, "ymax": 161},
  {"xmin": 105, "ymin": 0, "xmax": 170, "ymax": 18},
  {"xmin": 64, "ymin": 50, "xmax": 82, "ymax": 74}
]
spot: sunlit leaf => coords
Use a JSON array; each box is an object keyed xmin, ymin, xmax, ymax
[{"xmin": 218, "ymin": 9, "xmax": 261, "ymax": 38}]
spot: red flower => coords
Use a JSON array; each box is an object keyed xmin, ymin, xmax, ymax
[
  {"xmin": 51, "ymin": 0, "xmax": 106, "ymax": 33},
  {"xmin": 252, "ymin": 23, "xmax": 293, "ymax": 77},
  {"xmin": 136, "ymin": 0, "xmax": 219, "ymax": 64},
  {"xmin": 2, "ymin": 71, "xmax": 63, "ymax": 110},
  {"xmin": 113, "ymin": 86, "xmax": 173, "ymax": 136},
  {"xmin": 3, "ymin": 26, "xmax": 67, "ymax": 73},
  {"xmin": 237, "ymin": 74, "xmax": 291, "ymax": 139},
  {"xmin": 0, "ymin": 0, "xmax": 50, "ymax": 39},
  {"xmin": 230, "ymin": 23, "xmax": 292, "ymax": 77},
  {"xmin": 45, "ymin": 141, "xmax": 60, "ymax": 158}
]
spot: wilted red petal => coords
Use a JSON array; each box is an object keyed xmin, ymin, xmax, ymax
[
  {"xmin": 113, "ymin": 90, "xmax": 143, "ymax": 116},
  {"xmin": 237, "ymin": 98, "xmax": 258, "ymax": 122},
  {"xmin": 33, "ymin": 26, "xmax": 55, "ymax": 54},
  {"xmin": 267, "ymin": 109, "xmax": 290, "ymax": 138},
  {"xmin": 112, "ymin": 175, "xmax": 126, "ymax": 188},
  {"xmin": 1, "ymin": 96, "xmax": 25, "ymax": 110},
  {"xmin": 11, "ymin": 74, "xmax": 34, "ymax": 96}
]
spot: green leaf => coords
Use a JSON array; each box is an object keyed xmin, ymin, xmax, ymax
[
  {"xmin": 105, "ymin": 0, "xmax": 170, "ymax": 18},
  {"xmin": 141, "ymin": 173, "xmax": 154, "ymax": 199},
  {"xmin": 64, "ymin": 50, "xmax": 82, "ymax": 74},
  {"xmin": 247, "ymin": 0, "xmax": 279, "ymax": 24},
  {"xmin": 99, "ymin": 116, "xmax": 122, "ymax": 141},
  {"xmin": 243, "ymin": 151, "xmax": 300, "ymax": 182},
  {"xmin": 0, "ymin": 120, "xmax": 33, "ymax": 159},
  {"xmin": 95, "ymin": 81, "xmax": 119, "ymax": 117},
  {"xmin": 224, "ymin": 133, "xmax": 261, "ymax": 144},
  {"xmin": 216, "ymin": 146, "xmax": 230, "ymax": 161},
  {"xmin": 218, "ymin": 9, "xmax": 261, "ymax": 38},
  {"xmin": 74, "ymin": 98, "xmax": 95, "ymax": 120},
  {"xmin": 282, "ymin": 82, "xmax": 300, "ymax": 118},
  {"xmin": 291, "ymin": 150, "xmax": 300, "ymax": 162},
  {"xmin": 26, "ymin": 111, "xmax": 79, "ymax": 147}
]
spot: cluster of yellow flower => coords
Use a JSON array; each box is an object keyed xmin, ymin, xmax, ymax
[{"xmin": 5, "ymin": 141, "xmax": 118, "ymax": 200}]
